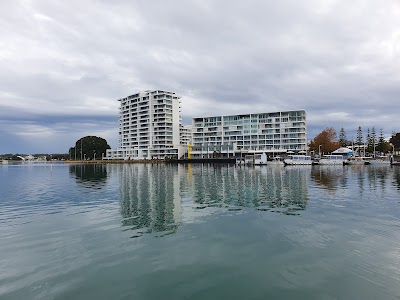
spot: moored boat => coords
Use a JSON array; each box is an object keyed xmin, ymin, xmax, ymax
[
  {"xmin": 365, "ymin": 156, "xmax": 392, "ymax": 165},
  {"xmin": 318, "ymin": 155, "xmax": 347, "ymax": 165},
  {"xmin": 344, "ymin": 157, "xmax": 370, "ymax": 165},
  {"xmin": 268, "ymin": 156, "xmax": 284, "ymax": 166},
  {"xmin": 254, "ymin": 153, "xmax": 268, "ymax": 165},
  {"xmin": 245, "ymin": 155, "xmax": 254, "ymax": 165},
  {"xmin": 284, "ymin": 155, "xmax": 312, "ymax": 165},
  {"xmin": 236, "ymin": 158, "xmax": 245, "ymax": 166}
]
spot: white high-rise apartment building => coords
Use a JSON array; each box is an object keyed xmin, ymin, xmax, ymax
[
  {"xmin": 191, "ymin": 110, "xmax": 307, "ymax": 158},
  {"xmin": 105, "ymin": 90, "xmax": 186, "ymax": 159}
]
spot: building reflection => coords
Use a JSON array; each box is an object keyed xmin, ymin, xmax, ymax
[
  {"xmin": 116, "ymin": 163, "xmax": 311, "ymax": 238},
  {"xmin": 181, "ymin": 164, "xmax": 309, "ymax": 216},
  {"xmin": 114, "ymin": 163, "xmax": 400, "ymax": 238},
  {"xmin": 69, "ymin": 164, "xmax": 108, "ymax": 188},
  {"xmin": 117, "ymin": 164, "xmax": 182, "ymax": 238}
]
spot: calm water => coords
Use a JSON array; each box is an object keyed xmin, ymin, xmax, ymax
[{"xmin": 1, "ymin": 163, "xmax": 400, "ymax": 299}]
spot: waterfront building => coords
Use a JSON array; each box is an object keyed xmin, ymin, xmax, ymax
[
  {"xmin": 191, "ymin": 110, "xmax": 307, "ymax": 158},
  {"xmin": 180, "ymin": 124, "xmax": 192, "ymax": 145},
  {"xmin": 105, "ymin": 90, "xmax": 186, "ymax": 159}
]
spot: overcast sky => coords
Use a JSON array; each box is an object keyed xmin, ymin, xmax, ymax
[{"xmin": 1, "ymin": 0, "xmax": 400, "ymax": 154}]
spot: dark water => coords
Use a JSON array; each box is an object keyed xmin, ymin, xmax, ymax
[{"xmin": 1, "ymin": 163, "xmax": 400, "ymax": 299}]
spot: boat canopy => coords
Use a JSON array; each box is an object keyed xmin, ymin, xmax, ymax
[{"xmin": 332, "ymin": 147, "xmax": 353, "ymax": 156}]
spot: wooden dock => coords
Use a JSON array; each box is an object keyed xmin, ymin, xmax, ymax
[
  {"xmin": 65, "ymin": 158, "xmax": 237, "ymax": 164},
  {"xmin": 165, "ymin": 158, "xmax": 236, "ymax": 164},
  {"xmin": 64, "ymin": 159, "xmax": 164, "ymax": 164}
]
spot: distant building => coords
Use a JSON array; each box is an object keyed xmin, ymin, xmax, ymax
[
  {"xmin": 180, "ymin": 124, "xmax": 192, "ymax": 145},
  {"xmin": 191, "ymin": 110, "xmax": 307, "ymax": 158},
  {"xmin": 105, "ymin": 90, "xmax": 186, "ymax": 159}
]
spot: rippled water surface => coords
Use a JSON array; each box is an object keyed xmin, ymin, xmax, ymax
[{"xmin": 1, "ymin": 162, "xmax": 400, "ymax": 299}]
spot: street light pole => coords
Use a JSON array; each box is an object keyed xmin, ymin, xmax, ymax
[{"xmin": 319, "ymin": 144, "xmax": 322, "ymax": 156}]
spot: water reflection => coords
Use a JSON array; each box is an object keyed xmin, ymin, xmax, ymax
[
  {"xmin": 115, "ymin": 164, "xmax": 310, "ymax": 238},
  {"xmin": 69, "ymin": 164, "xmax": 108, "ymax": 189},
  {"xmin": 390, "ymin": 166, "xmax": 400, "ymax": 190},
  {"xmin": 3, "ymin": 163, "xmax": 400, "ymax": 299},
  {"xmin": 310, "ymin": 166, "xmax": 347, "ymax": 191},
  {"xmin": 310, "ymin": 164, "xmax": 398, "ymax": 196},
  {"xmin": 113, "ymin": 164, "xmax": 400, "ymax": 238},
  {"xmin": 78, "ymin": 163, "xmax": 400, "ymax": 240},
  {"xmin": 365, "ymin": 165, "xmax": 391, "ymax": 191},
  {"xmin": 182, "ymin": 164, "xmax": 309, "ymax": 215},
  {"xmin": 53, "ymin": 163, "xmax": 400, "ymax": 243},
  {"xmin": 117, "ymin": 164, "xmax": 182, "ymax": 238}
]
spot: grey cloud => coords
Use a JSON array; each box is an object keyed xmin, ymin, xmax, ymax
[{"xmin": 0, "ymin": 0, "xmax": 400, "ymax": 153}]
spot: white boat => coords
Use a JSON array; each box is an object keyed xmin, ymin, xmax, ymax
[
  {"xmin": 236, "ymin": 158, "xmax": 245, "ymax": 166},
  {"xmin": 345, "ymin": 157, "xmax": 370, "ymax": 165},
  {"xmin": 244, "ymin": 155, "xmax": 254, "ymax": 165},
  {"xmin": 332, "ymin": 147, "xmax": 353, "ymax": 156},
  {"xmin": 254, "ymin": 153, "xmax": 268, "ymax": 165},
  {"xmin": 318, "ymin": 155, "xmax": 347, "ymax": 165},
  {"xmin": 284, "ymin": 155, "xmax": 312, "ymax": 165},
  {"xmin": 268, "ymin": 156, "xmax": 284, "ymax": 166},
  {"xmin": 364, "ymin": 156, "xmax": 392, "ymax": 165},
  {"xmin": 1, "ymin": 160, "xmax": 8, "ymax": 165}
]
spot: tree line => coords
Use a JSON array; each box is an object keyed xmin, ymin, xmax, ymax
[{"xmin": 309, "ymin": 127, "xmax": 400, "ymax": 155}]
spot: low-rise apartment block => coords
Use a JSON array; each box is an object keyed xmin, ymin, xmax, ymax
[{"xmin": 191, "ymin": 110, "xmax": 307, "ymax": 158}]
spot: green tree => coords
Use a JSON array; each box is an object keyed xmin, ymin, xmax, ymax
[
  {"xmin": 356, "ymin": 126, "xmax": 363, "ymax": 146},
  {"xmin": 69, "ymin": 136, "xmax": 111, "ymax": 160},
  {"xmin": 371, "ymin": 127, "xmax": 377, "ymax": 152},
  {"xmin": 389, "ymin": 132, "xmax": 400, "ymax": 151},
  {"xmin": 376, "ymin": 129, "xmax": 391, "ymax": 153},
  {"xmin": 366, "ymin": 128, "xmax": 373, "ymax": 153},
  {"xmin": 338, "ymin": 127, "xmax": 347, "ymax": 147}
]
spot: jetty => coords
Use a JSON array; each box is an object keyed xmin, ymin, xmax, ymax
[{"xmin": 64, "ymin": 159, "xmax": 164, "ymax": 164}]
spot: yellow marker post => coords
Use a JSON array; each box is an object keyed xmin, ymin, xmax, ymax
[{"xmin": 188, "ymin": 144, "xmax": 192, "ymax": 159}]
